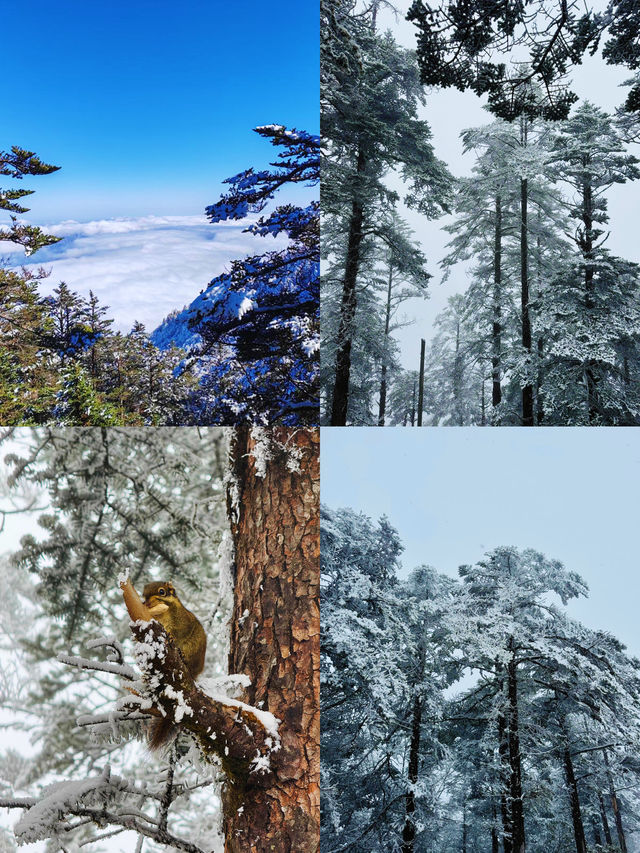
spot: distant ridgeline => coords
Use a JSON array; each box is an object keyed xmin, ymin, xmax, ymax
[{"xmin": 0, "ymin": 126, "xmax": 319, "ymax": 425}]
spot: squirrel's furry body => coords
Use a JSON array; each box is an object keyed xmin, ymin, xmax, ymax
[{"xmin": 142, "ymin": 581, "xmax": 206, "ymax": 749}]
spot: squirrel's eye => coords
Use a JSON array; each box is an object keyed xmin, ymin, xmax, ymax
[{"xmin": 158, "ymin": 589, "xmax": 166, "ymax": 596}]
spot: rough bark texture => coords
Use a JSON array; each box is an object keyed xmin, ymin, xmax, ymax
[{"xmin": 224, "ymin": 427, "xmax": 320, "ymax": 852}]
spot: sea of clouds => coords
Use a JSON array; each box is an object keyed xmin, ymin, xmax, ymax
[{"xmin": 0, "ymin": 214, "xmax": 282, "ymax": 333}]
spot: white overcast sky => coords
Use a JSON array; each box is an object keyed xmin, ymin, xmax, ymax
[
  {"xmin": 321, "ymin": 426, "xmax": 640, "ymax": 659},
  {"xmin": 376, "ymin": 0, "xmax": 640, "ymax": 370}
]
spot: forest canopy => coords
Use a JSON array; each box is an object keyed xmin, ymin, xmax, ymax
[
  {"xmin": 321, "ymin": 503, "xmax": 640, "ymax": 852},
  {"xmin": 321, "ymin": 0, "xmax": 640, "ymax": 426}
]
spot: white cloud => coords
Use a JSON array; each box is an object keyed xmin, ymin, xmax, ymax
[{"xmin": 0, "ymin": 215, "xmax": 286, "ymax": 333}]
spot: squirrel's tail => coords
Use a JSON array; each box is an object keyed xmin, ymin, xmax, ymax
[{"xmin": 148, "ymin": 716, "xmax": 176, "ymax": 751}]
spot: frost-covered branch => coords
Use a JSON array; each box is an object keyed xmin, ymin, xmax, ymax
[
  {"xmin": 124, "ymin": 619, "xmax": 280, "ymax": 782},
  {"xmin": 0, "ymin": 765, "xmax": 206, "ymax": 853}
]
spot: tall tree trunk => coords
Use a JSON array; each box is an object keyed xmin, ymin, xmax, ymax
[
  {"xmin": 401, "ymin": 694, "xmax": 423, "ymax": 853},
  {"xmin": 330, "ymin": 146, "xmax": 367, "ymax": 425},
  {"xmin": 591, "ymin": 815, "xmax": 602, "ymax": 849},
  {"xmin": 582, "ymin": 166, "xmax": 599, "ymax": 423},
  {"xmin": 461, "ymin": 799, "xmax": 468, "ymax": 853},
  {"xmin": 481, "ymin": 374, "xmax": 486, "ymax": 426},
  {"xmin": 417, "ymin": 339, "xmax": 425, "ymax": 426},
  {"xmin": 536, "ymin": 338, "xmax": 544, "ymax": 424},
  {"xmin": 410, "ymin": 378, "xmax": 416, "ymax": 426},
  {"xmin": 563, "ymin": 747, "xmax": 587, "ymax": 853},
  {"xmin": 498, "ymin": 709, "xmax": 513, "ymax": 853},
  {"xmin": 598, "ymin": 792, "xmax": 613, "ymax": 847},
  {"xmin": 224, "ymin": 428, "xmax": 320, "ymax": 852},
  {"xmin": 378, "ymin": 260, "xmax": 393, "ymax": 426},
  {"xmin": 507, "ymin": 656, "xmax": 526, "ymax": 853},
  {"xmin": 492, "ymin": 193, "xmax": 503, "ymax": 409},
  {"xmin": 521, "ymin": 176, "xmax": 534, "ymax": 426},
  {"xmin": 453, "ymin": 319, "xmax": 464, "ymax": 425},
  {"xmin": 604, "ymin": 749, "xmax": 627, "ymax": 853}
]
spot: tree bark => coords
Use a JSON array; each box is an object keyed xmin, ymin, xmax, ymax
[
  {"xmin": 581, "ymin": 164, "xmax": 599, "ymax": 423},
  {"xmin": 378, "ymin": 260, "xmax": 393, "ymax": 426},
  {"xmin": 453, "ymin": 319, "xmax": 464, "ymax": 425},
  {"xmin": 604, "ymin": 749, "xmax": 627, "ymax": 853},
  {"xmin": 401, "ymin": 694, "xmax": 422, "ymax": 853},
  {"xmin": 563, "ymin": 747, "xmax": 587, "ymax": 853},
  {"xmin": 224, "ymin": 427, "xmax": 320, "ymax": 852},
  {"xmin": 520, "ymin": 176, "xmax": 534, "ymax": 426},
  {"xmin": 498, "ymin": 709, "xmax": 513, "ymax": 853},
  {"xmin": 598, "ymin": 792, "xmax": 613, "ymax": 847},
  {"xmin": 492, "ymin": 193, "xmax": 503, "ymax": 409},
  {"xmin": 507, "ymin": 656, "xmax": 526, "ymax": 853},
  {"xmin": 417, "ymin": 339, "xmax": 425, "ymax": 426},
  {"xmin": 330, "ymin": 147, "xmax": 367, "ymax": 426}
]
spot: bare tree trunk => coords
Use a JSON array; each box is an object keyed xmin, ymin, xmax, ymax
[
  {"xmin": 498, "ymin": 709, "xmax": 513, "ymax": 853},
  {"xmin": 492, "ymin": 193, "xmax": 503, "ymax": 409},
  {"xmin": 604, "ymin": 749, "xmax": 627, "ymax": 853},
  {"xmin": 563, "ymin": 747, "xmax": 587, "ymax": 853},
  {"xmin": 521, "ymin": 175, "xmax": 534, "ymax": 426},
  {"xmin": 410, "ymin": 378, "xmax": 416, "ymax": 426},
  {"xmin": 417, "ymin": 339, "xmax": 425, "ymax": 426},
  {"xmin": 453, "ymin": 319, "xmax": 464, "ymax": 425},
  {"xmin": 507, "ymin": 655, "xmax": 526, "ymax": 853},
  {"xmin": 378, "ymin": 260, "xmax": 393, "ymax": 426},
  {"xmin": 598, "ymin": 792, "xmax": 613, "ymax": 847},
  {"xmin": 224, "ymin": 428, "xmax": 320, "ymax": 852},
  {"xmin": 581, "ymin": 166, "xmax": 600, "ymax": 423},
  {"xmin": 331, "ymin": 147, "xmax": 367, "ymax": 425},
  {"xmin": 401, "ymin": 694, "xmax": 422, "ymax": 853}
]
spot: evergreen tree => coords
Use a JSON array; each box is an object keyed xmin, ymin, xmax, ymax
[
  {"xmin": 187, "ymin": 125, "xmax": 319, "ymax": 425},
  {"xmin": 322, "ymin": 9, "xmax": 452, "ymax": 425},
  {"xmin": 0, "ymin": 147, "xmax": 61, "ymax": 254}
]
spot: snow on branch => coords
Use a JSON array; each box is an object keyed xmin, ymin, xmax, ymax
[
  {"xmin": 0, "ymin": 765, "xmax": 206, "ymax": 853},
  {"xmin": 124, "ymin": 619, "xmax": 280, "ymax": 782},
  {"xmin": 117, "ymin": 578, "xmax": 280, "ymax": 782}
]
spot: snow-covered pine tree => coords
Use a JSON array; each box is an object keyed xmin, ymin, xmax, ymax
[
  {"xmin": 541, "ymin": 102, "xmax": 640, "ymax": 424},
  {"xmin": 321, "ymin": 5, "xmax": 452, "ymax": 425},
  {"xmin": 186, "ymin": 125, "xmax": 319, "ymax": 426}
]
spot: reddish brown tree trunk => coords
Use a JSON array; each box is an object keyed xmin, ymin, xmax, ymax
[{"xmin": 224, "ymin": 427, "xmax": 320, "ymax": 852}]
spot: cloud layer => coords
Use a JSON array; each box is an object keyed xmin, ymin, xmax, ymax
[{"xmin": 1, "ymin": 215, "xmax": 284, "ymax": 333}]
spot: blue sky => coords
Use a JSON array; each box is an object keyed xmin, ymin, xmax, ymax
[
  {"xmin": 321, "ymin": 427, "xmax": 640, "ymax": 657},
  {"xmin": 1, "ymin": 0, "xmax": 318, "ymax": 222}
]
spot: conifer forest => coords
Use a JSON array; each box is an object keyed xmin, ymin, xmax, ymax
[
  {"xmin": 321, "ymin": 0, "xmax": 640, "ymax": 426},
  {"xmin": 1, "ymin": 127, "xmax": 319, "ymax": 427},
  {"xmin": 321, "ymin": 503, "xmax": 640, "ymax": 853}
]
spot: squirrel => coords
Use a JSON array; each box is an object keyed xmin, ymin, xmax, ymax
[{"xmin": 141, "ymin": 581, "xmax": 207, "ymax": 750}]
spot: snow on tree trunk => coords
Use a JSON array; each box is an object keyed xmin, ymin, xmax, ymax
[{"xmin": 224, "ymin": 427, "xmax": 320, "ymax": 852}]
